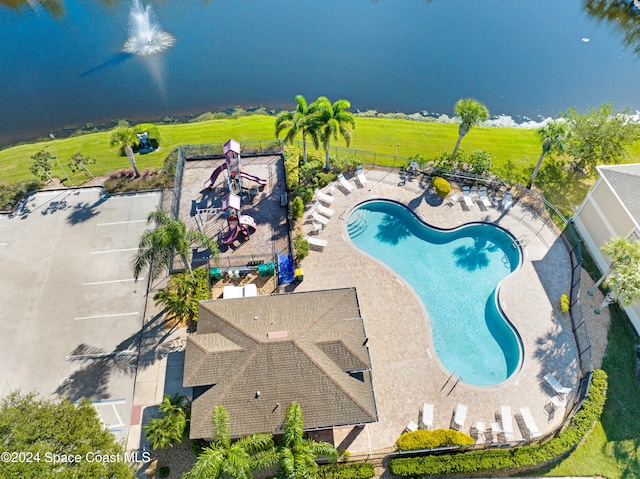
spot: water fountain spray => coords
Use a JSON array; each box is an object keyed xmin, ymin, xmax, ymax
[{"xmin": 123, "ymin": 0, "xmax": 175, "ymax": 55}]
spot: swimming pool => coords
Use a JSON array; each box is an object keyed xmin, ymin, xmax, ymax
[{"xmin": 347, "ymin": 200, "xmax": 523, "ymax": 386}]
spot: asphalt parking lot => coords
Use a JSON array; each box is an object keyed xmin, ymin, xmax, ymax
[{"xmin": 0, "ymin": 188, "xmax": 161, "ymax": 443}]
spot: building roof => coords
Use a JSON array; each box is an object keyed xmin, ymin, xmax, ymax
[
  {"xmin": 597, "ymin": 164, "xmax": 640, "ymax": 228},
  {"xmin": 184, "ymin": 287, "xmax": 378, "ymax": 439}
]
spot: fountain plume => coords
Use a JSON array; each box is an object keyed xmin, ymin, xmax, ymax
[{"xmin": 123, "ymin": 0, "xmax": 174, "ymax": 55}]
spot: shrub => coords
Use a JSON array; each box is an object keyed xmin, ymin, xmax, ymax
[
  {"xmin": 0, "ymin": 180, "xmax": 42, "ymax": 212},
  {"xmin": 299, "ymin": 159, "xmax": 323, "ymax": 183},
  {"xmin": 133, "ymin": 122, "xmax": 162, "ymax": 147},
  {"xmin": 468, "ymin": 149, "xmax": 493, "ymax": 176},
  {"xmin": 294, "ymin": 185, "xmax": 315, "ymax": 204},
  {"xmin": 396, "ymin": 429, "xmax": 474, "ymax": 450},
  {"xmin": 159, "ymin": 465, "xmax": 170, "ymax": 478},
  {"xmin": 294, "ymin": 235, "xmax": 309, "ymax": 262},
  {"xmin": 318, "ymin": 462, "xmax": 375, "ymax": 479},
  {"xmin": 291, "ymin": 196, "xmax": 304, "ymax": 220},
  {"xmin": 330, "ymin": 154, "xmax": 363, "ymax": 174},
  {"xmin": 284, "ymin": 146, "xmax": 301, "ymax": 190},
  {"xmin": 317, "ymin": 172, "xmax": 337, "ymax": 187},
  {"xmin": 431, "ymin": 176, "xmax": 451, "ymax": 198},
  {"xmin": 560, "ymin": 294, "xmax": 570, "ymax": 313},
  {"xmin": 390, "ymin": 369, "xmax": 608, "ymax": 476},
  {"xmin": 193, "ymin": 268, "xmax": 210, "ymax": 302}
]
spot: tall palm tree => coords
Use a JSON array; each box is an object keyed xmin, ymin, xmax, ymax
[
  {"xmin": 451, "ymin": 98, "xmax": 489, "ymax": 162},
  {"xmin": 154, "ymin": 273, "xmax": 199, "ymax": 324},
  {"xmin": 589, "ymin": 237, "xmax": 640, "ymax": 295},
  {"xmin": 110, "ymin": 125, "xmax": 141, "ymax": 178},
  {"xmin": 595, "ymin": 262, "xmax": 640, "ymax": 314},
  {"xmin": 527, "ymin": 120, "xmax": 571, "ymax": 188},
  {"xmin": 275, "ymin": 95, "xmax": 320, "ymax": 164},
  {"xmin": 277, "ymin": 402, "xmax": 338, "ymax": 479},
  {"xmin": 313, "ymin": 97, "xmax": 356, "ymax": 172},
  {"xmin": 132, "ymin": 208, "xmax": 219, "ymax": 281},
  {"xmin": 184, "ymin": 405, "xmax": 277, "ymax": 479}
]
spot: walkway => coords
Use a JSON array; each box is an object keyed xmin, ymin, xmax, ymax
[{"xmin": 298, "ymin": 168, "xmax": 580, "ymax": 454}]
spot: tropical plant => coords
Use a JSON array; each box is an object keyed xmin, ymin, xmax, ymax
[
  {"xmin": 144, "ymin": 393, "xmax": 189, "ymax": 450},
  {"xmin": 294, "ymin": 235, "xmax": 309, "ymax": 262},
  {"xmin": 276, "ymin": 95, "xmax": 321, "ymax": 164},
  {"xmin": 109, "ymin": 124, "xmax": 141, "ymax": 177},
  {"xmin": 132, "ymin": 208, "xmax": 219, "ymax": 282},
  {"xmin": 67, "ymin": 152, "xmax": 96, "ymax": 179},
  {"xmin": 527, "ymin": 120, "xmax": 571, "ymax": 188},
  {"xmin": 595, "ymin": 262, "xmax": 640, "ymax": 314},
  {"xmin": 451, "ymin": 98, "xmax": 489, "ymax": 162},
  {"xmin": 154, "ymin": 271, "xmax": 209, "ymax": 325},
  {"xmin": 29, "ymin": 149, "xmax": 54, "ymax": 182},
  {"xmin": 588, "ymin": 237, "xmax": 640, "ymax": 295},
  {"xmin": 312, "ymin": 97, "xmax": 357, "ymax": 171},
  {"xmin": 183, "ymin": 405, "xmax": 276, "ymax": 479},
  {"xmin": 277, "ymin": 402, "xmax": 339, "ymax": 479}
]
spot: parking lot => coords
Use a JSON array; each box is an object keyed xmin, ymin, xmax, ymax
[{"xmin": 0, "ymin": 188, "xmax": 161, "ymax": 443}]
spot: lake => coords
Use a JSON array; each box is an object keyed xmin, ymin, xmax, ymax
[{"xmin": 1, "ymin": 0, "xmax": 640, "ymax": 146}]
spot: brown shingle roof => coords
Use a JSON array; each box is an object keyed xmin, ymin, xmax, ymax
[{"xmin": 184, "ymin": 287, "xmax": 377, "ymax": 439}]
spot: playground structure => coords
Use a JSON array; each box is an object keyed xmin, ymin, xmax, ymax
[{"xmin": 204, "ymin": 139, "xmax": 267, "ymax": 247}]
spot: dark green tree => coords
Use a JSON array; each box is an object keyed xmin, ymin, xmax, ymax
[
  {"xmin": 0, "ymin": 391, "xmax": 135, "ymax": 478},
  {"xmin": 312, "ymin": 97, "xmax": 356, "ymax": 172},
  {"xmin": 276, "ymin": 402, "xmax": 338, "ymax": 479},
  {"xmin": 144, "ymin": 393, "xmax": 189, "ymax": 450},
  {"xmin": 451, "ymin": 98, "xmax": 489, "ymax": 162},
  {"xmin": 30, "ymin": 149, "xmax": 54, "ymax": 182},
  {"xmin": 527, "ymin": 120, "xmax": 571, "ymax": 188},
  {"xmin": 276, "ymin": 95, "xmax": 321, "ymax": 164},
  {"xmin": 132, "ymin": 208, "xmax": 219, "ymax": 282},
  {"xmin": 183, "ymin": 405, "xmax": 276, "ymax": 479},
  {"xmin": 563, "ymin": 103, "xmax": 638, "ymax": 175},
  {"xmin": 67, "ymin": 152, "xmax": 97, "ymax": 179}
]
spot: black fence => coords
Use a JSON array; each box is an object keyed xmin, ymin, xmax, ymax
[{"xmin": 180, "ymin": 139, "xmax": 284, "ymax": 161}]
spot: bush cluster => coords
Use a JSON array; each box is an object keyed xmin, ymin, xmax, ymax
[
  {"xmin": 0, "ymin": 180, "xmax": 42, "ymax": 212},
  {"xmin": 560, "ymin": 294, "xmax": 570, "ymax": 314},
  {"xmin": 318, "ymin": 462, "xmax": 375, "ymax": 479},
  {"xmin": 284, "ymin": 145, "xmax": 301, "ymax": 190},
  {"xmin": 396, "ymin": 429, "xmax": 474, "ymax": 451},
  {"xmin": 294, "ymin": 234, "xmax": 309, "ymax": 262},
  {"xmin": 104, "ymin": 168, "xmax": 173, "ymax": 193},
  {"xmin": 390, "ymin": 369, "xmax": 607, "ymax": 476},
  {"xmin": 193, "ymin": 268, "xmax": 210, "ymax": 302},
  {"xmin": 291, "ymin": 196, "xmax": 304, "ymax": 220},
  {"xmin": 431, "ymin": 176, "xmax": 451, "ymax": 198},
  {"xmin": 330, "ymin": 154, "xmax": 363, "ymax": 174}
]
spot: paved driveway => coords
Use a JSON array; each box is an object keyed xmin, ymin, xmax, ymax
[{"xmin": 0, "ymin": 188, "xmax": 161, "ymax": 443}]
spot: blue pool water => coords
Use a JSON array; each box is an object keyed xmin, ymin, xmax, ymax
[{"xmin": 347, "ymin": 200, "xmax": 522, "ymax": 386}]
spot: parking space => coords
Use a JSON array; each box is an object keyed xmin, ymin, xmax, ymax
[{"xmin": 0, "ymin": 188, "xmax": 161, "ymax": 443}]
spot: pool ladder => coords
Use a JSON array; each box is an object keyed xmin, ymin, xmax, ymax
[{"xmin": 347, "ymin": 209, "xmax": 370, "ymax": 238}]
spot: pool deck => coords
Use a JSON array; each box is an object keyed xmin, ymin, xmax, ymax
[{"xmin": 298, "ymin": 168, "xmax": 580, "ymax": 454}]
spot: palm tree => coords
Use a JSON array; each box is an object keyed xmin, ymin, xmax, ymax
[
  {"xmin": 588, "ymin": 237, "xmax": 640, "ymax": 295},
  {"xmin": 275, "ymin": 95, "xmax": 320, "ymax": 164},
  {"xmin": 313, "ymin": 96, "xmax": 356, "ymax": 172},
  {"xmin": 595, "ymin": 262, "xmax": 640, "ymax": 314},
  {"xmin": 183, "ymin": 405, "xmax": 277, "ymax": 479},
  {"xmin": 144, "ymin": 393, "xmax": 189, "ymax": 450},
  {"xmin": 154, "ymin": 273, "xmax": 199, "ymax": 324},
  {"xmin": 132, "ymin": 208, "xmax": 219, "ymax": 282},
  {"xmin": 277, "ymin": 402, "xmax": 338, "ymax": 479},
  {"xmin": 451, "ymin": 98, "xmax": 489, "ymax": 162},
  {"xmin": 109, "ymin": 125, "xmax": 141, "ymax": 178},
  {"xmin": 527, "ymin": 120, "xmax": 571, "ymax": 188}
]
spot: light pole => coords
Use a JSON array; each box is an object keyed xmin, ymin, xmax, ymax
[
  {"xmin": 53, "ymin": 156, "xmax": 73, "ymax": 186},
  {"xmin": 394, "ymin": 143, "xmax": 400, "ymax": 168}
]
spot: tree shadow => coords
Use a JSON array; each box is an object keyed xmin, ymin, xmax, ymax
[
  {"xmin": 533, "ymin": 326, "xmax": 579, "ymax": 395},
  {"xmin": 531, "ymin": 236, "xmax": 571, "ymax": 309},
  {"xmin": 66, "ymin": 196, "xmax": 107, "ymax": 225},
  {"xmin": 452, "ymin": 237, "xmax": 494, "ymax": 271},
  {"xmin": 535, "ymin": 157, "xmax": 593, "ymax": 217},
  {"xmin": 374, "ymin": 214, "xmax": 411, "ymax": 245},
  {"xmin": 40, "ymin": 198, "xmax": 68, "ymax": 216}
]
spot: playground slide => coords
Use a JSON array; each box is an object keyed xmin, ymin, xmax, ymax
[
  {"xmin": 204, "ymin": 163, "xmax": 227, "ymax": 189},
  {"xmin": 220, "ymin": 226, "xmax": 240, "ymax": 245},
  {"xmin": 239, "ymin": 215, "xmax": 257, "ymax": 232},
  {"xmin": 238, "ymin": 171, "xmax": 267, "ymax": 186}
]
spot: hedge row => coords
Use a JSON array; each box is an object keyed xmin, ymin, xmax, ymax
[
  {"xmin": 318, "ymin": 462, "xmax": 375, "ymax": 479},
  {"xmin": 390, "ymin": 369, "xmax": 607, "ymax": 476},
  {"xmin": 397, "ymin": 429, "xmax": 474, "ymax": 450}
]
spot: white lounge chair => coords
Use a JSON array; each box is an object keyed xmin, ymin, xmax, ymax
[
  {"xmin": 520, "ymin": 407, "xmax": 542, "ymax": 438},
  {"xmin": 405, "ymin": 420, "xmax": 418, "ymax": 433},
  {"xmin": 356, "ymin": 166, "xmax": 368, "ymax": 187},
  {"xmin": 543, "ymin": 373, "xmax": 572, "ymax": 398},
  {"xmin": 546, "ymin": 395, "xmax": 564, "ymax": 412},
  {"xmin": 479, "ymin": 187, "xmax": 492, "ymax": 207},
  {"xmin": 452, "ymin": 403, "xmax": 467, "ymax": 430},
  {"xmin": 311, "ymin": 210, "xmax": 330, "ymax": 226},
  {"xmin": 500, "ymin": 406, "xmax": 514, "ymax": 439},
  {"xmin": 490, "ymin": 422, "xmax": 502, "ymax": 436},
  {"xmin": 422, "ymin": 403, "xmax": 434, "ymax": 430},
  {"xmin": 337, "ymin": 173, "xmax": 354, "ymax": 193},
  {"xmin": 502, "ymin": 191, "xmax": 513, "ymax": 210},
  {"xmin": 462, "ymin": 187, "xmax": 474, "ymax": 208},
  {"xmin": 312, "ymin": 221, "xmax": 323, "ymax": 232},
  {"xmin": 470, "ymin": 186, "xmax": 478, "ymax": 199},
  {"xmin": 314, "ymin": 189, "xmax": 334, "ymax": 205},
  {"xmin": 447, "ymin": 192, "xmax": 461, "ymax": 206},
  {"xmin": 475, "ymin": 421, "xmax": 486, "ymax": 441},
  {"xmin": 315, "ymin": 201, "xmax": 334, "ymax": 217},
  {"xmin": 304, "ymin": 235, "xmax": 327, "ymax": 250}
]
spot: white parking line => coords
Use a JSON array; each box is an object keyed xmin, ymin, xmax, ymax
[
  {"xmin": 97, "ymin": 219, "xmax": 147, "ymax": 226},
  {"xmin": 74, "ymin": 312, "xmax": 139, "ymax": 321},
  {"xmin": 82, "ymin": 278, "xmax": 141, "ymax": 286},
  {"xmin": 89, "ymin": 248, "xmax": 138, "ymax": 255},
  {"xmin": 110, "ymin": 193, "xmax": 155, "ymax": 199},
  {"xmin": 0, "ymin": 243, "xmax": 7, "ymax": 246}
]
